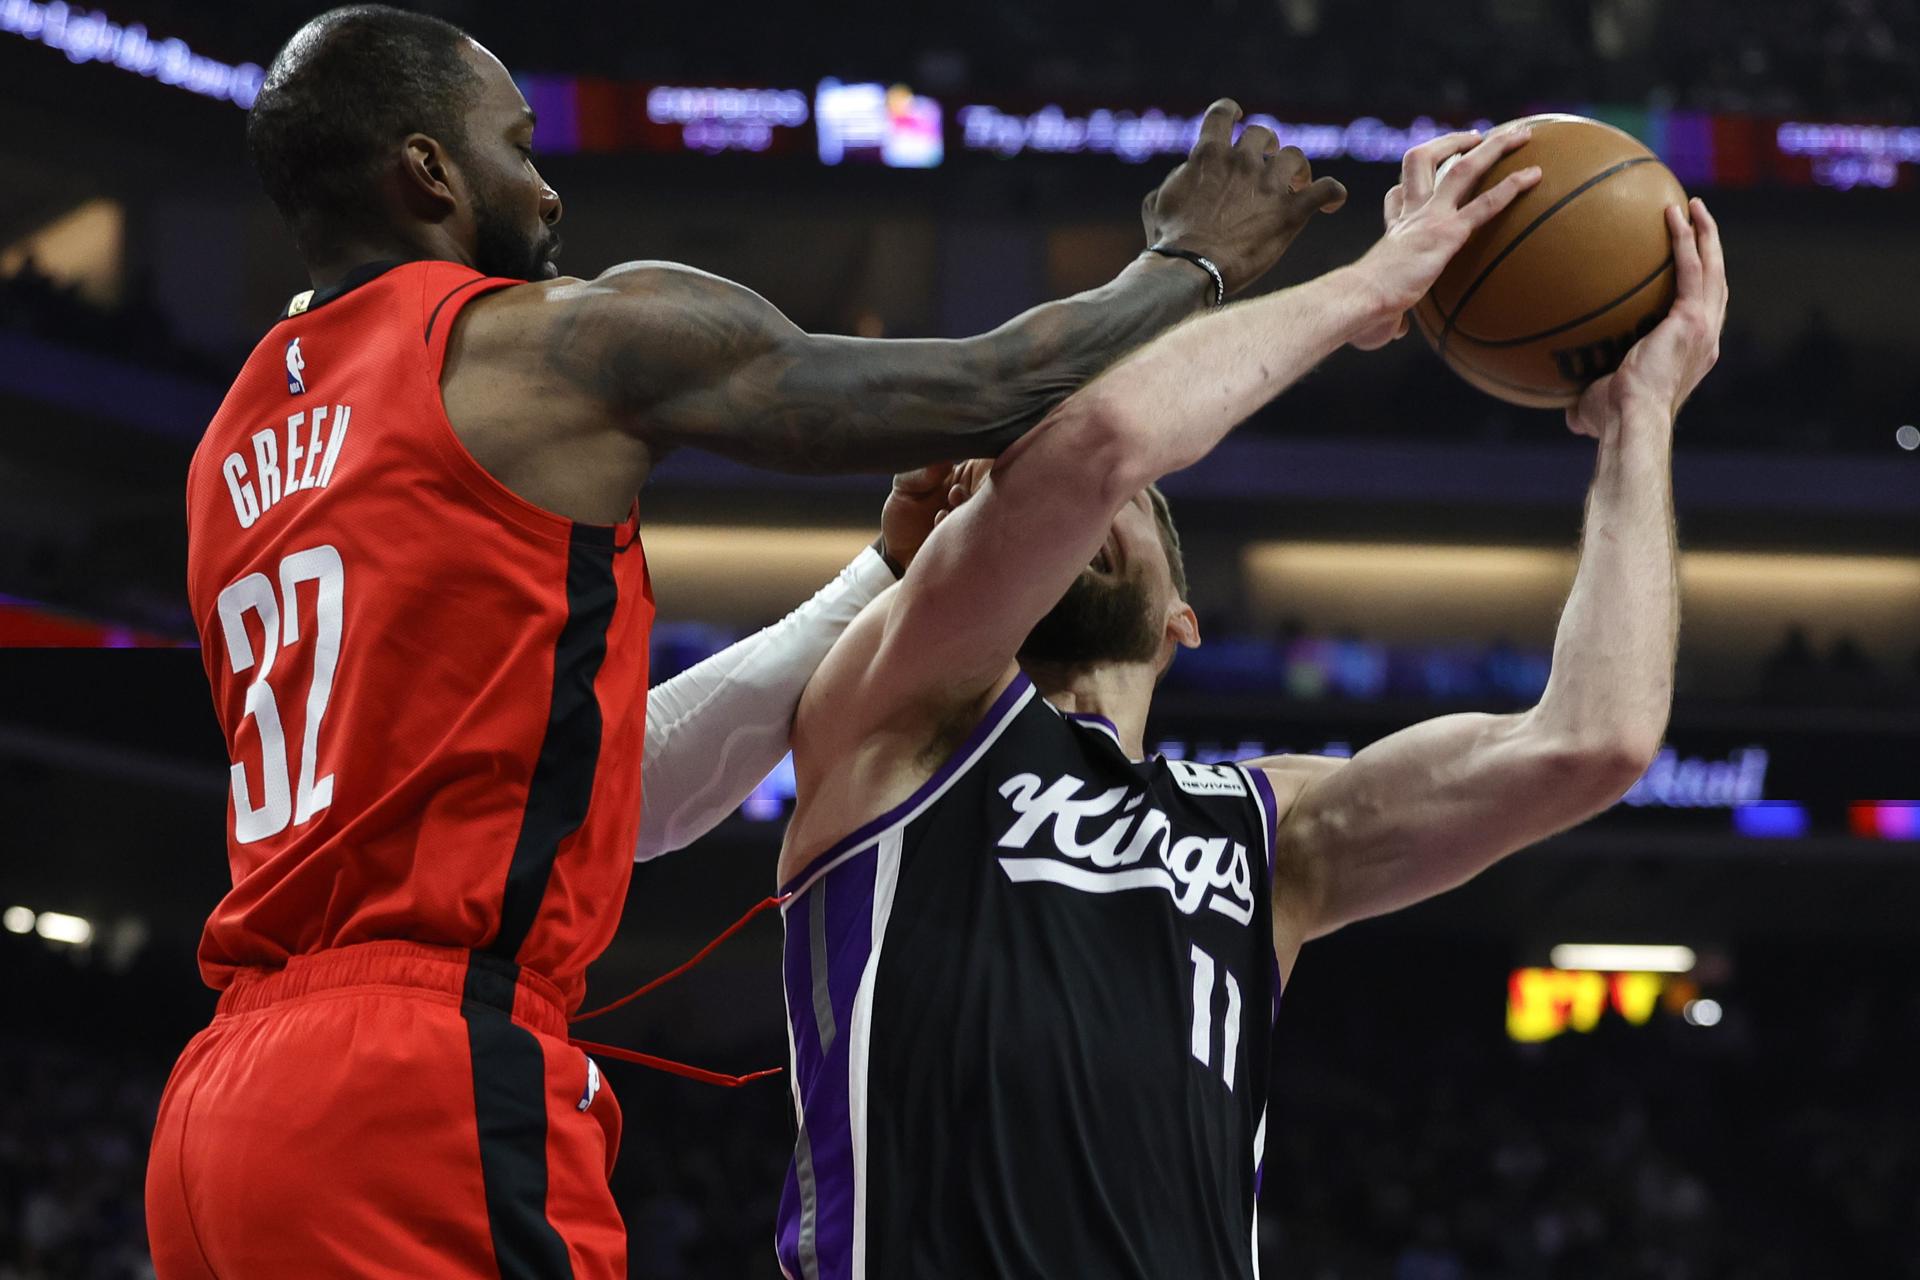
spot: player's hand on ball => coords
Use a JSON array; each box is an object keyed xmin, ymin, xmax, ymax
[
  {"xmin": 1142, "ymin": 98, "xmax": 1349, "ymax": 295},
  {"xmin": 1351, "ymin": 126, "xmax": 1542, "ymax": 350},
  {"xmin": 1566, "ymin": 198, "xmax": 1728, "ymax": 437}
]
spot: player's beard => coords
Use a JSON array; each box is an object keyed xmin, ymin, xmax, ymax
[
  {"xmin": 1019, "ymin": 568, "xmax": 1161, "ymax": 668},
  {"xmin": 470, "ymin": 179, "xmax": 560, "ymax": 281}
]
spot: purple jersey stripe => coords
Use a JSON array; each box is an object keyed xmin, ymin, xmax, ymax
[
  {"xmin": 778, "ymin": 846, "xmax": 880, "ymax": 1280},
  {"xmin": 778, "ymin": 672, "xmax": 1033, "ymax": 898},
  {"xmin": 1245, "ymin": 766, "xmax": 1279, "ymax": 879},
  {"xmin": 1244, "ymin": 764, "xmax": 1286, "ymax": 1010}
]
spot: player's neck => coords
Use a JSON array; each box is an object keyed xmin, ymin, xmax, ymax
[
  {"xmin": 305, "ymin": 228, "xmax": 473, "ymax": 290},
  {"xmin": 1023, "ymin": 661, "xmax": 1156, "ymax": 760}
]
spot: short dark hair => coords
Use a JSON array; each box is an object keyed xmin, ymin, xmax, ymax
[
  {"xmin": 1145, "ymin": 483, "xmax": 1187, "ymax": 601},
  {"xmin": 246, "ymin": 5, "xmax": 482, "ymax": 257}
]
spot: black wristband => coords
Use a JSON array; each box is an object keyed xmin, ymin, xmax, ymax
[{"xmin": 1147, "ymin": 245, "xmax": 1226, "ymax": 307}]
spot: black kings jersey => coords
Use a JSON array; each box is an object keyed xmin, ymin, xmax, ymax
[{"xmin": 776, "ymin": 673, "xmax": 1281, "ymax": 1280}]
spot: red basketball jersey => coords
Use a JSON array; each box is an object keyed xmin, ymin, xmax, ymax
[{"xmin": 185, "ymin": 261, "xmax": 653, "ymax": 1010}]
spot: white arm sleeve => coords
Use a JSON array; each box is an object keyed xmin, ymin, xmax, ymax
[{"xmin": 635, "ymin": 545, "xmax": 897, "ymax": 861}]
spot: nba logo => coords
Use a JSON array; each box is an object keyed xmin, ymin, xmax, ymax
[
  {"xmin": 285, "ymin": 338, "xmax": 306, "ymax": 395},
  {"xmin": 577, "ymin": 1057, "xmax": 601, "ymax": 1112}
]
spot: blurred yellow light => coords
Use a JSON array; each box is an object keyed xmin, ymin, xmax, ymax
[
  {"xmin": 1241, "ymin": 542, "xmax": 1920, "ymax": 656},
  {"xmin": 0, "ymin": 198, "xmax": 125, "ymax": 306},
  {"xmin": 1611, "ymin": 972, "xmax": 1664, "ymax": 1025},
  {"xmin": 641, "ymin": 525, "xmax": 875, "ymax": 624},
  {"xmin": 1507, "ymin": 967, "xmax": 1610, "ymax": 1043},
  {"xmin": 1680, "ymin": 551, "xmax": 1920, "ymax": 592}
]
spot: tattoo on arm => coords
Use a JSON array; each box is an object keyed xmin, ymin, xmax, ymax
[{"xmin": 547, "ymin": 258, "xmax": 1210, "ymax": 474}]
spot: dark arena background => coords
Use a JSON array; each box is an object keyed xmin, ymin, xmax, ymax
[{"xmin": 3, "ymin": 1, "xmax": 1919, "ymax": 1276}]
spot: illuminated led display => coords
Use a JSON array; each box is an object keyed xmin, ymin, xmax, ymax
[
  {"xmin": 1848, "ymin": 801, "xmax": 1920, "ymax": 840},
  {"xmin": 7, "ymin": 25, "xmax": 1917, "ymax": 192},
  {"xmin": 816, "ymin": 79, "xmax": 943, "ymax": 168},
  {"xmin": 1733, "ymin": 801, "xmax": 1810, "ymax": 838},
  {"xmin": 1507, "ymin": 968, "xmax": 1701, "ymax": 1043},
  {"xmin": 1620, "ymin": 746, "xmax": 1770, "ymax": 809},
  {"xmin": 956, "ymin": 106, "xmax": 1492, "ymax": 165},
  {"xmin": 1777, "ymin": 121, "xmax": 1920, "ymax": 190},
  {"xmin": 0, "ymin": 596, "xmax": 173, "ymax": 647},
  {"xmin": 0, "ymin": 0, "xmax": 263, "ymax": 107},
  {"xmin": 647, "ymin": 85, "xmax": 808, "ymax": 154}
]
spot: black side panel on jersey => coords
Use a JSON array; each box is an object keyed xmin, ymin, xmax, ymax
[
  {"xmin": 492, "ymin": 524, "xmax": 619, "ymax": 961},
  {"xmin": 459, "ymin": 527, "xmax": 616, "ymax": 1280}
]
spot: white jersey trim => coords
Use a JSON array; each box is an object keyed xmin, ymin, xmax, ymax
[
  {"xmin": 1251, "ymin": 1106, "xmax": 1268, "ymax": 1277},
  {"xmin": 780, "ymin": 680, "xmax": 1037, "ymax": 906},
  {"xmin": 849, "ymin": 825, "xmax": 905, "ymax": 1280}
]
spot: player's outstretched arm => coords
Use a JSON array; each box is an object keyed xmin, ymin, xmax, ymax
[
  {"xmin": 632, "ymin": 467, "xmax": 952, "ymax": 860},
  {"xmin": 811, "ymin": 127, "xmax": 1546, "ymax": 738},
  {"xmin": 1260, "ymin": 199, "xmax": 1728, "ymax": 957},
  {"xmin": 547, "ymin": 101, "xmax": 1347, "ymax": 475}
]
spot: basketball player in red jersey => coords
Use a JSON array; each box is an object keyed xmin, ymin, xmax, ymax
[{"xmin": 146, "ymin": 2, "xmax": 1346, "ymax": 1274}]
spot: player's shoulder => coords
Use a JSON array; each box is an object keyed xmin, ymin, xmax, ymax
[
  {"xmin": 1237, "ymin": 752, "xmax": 1350, "ymax": 821},
  {"xmin": 510, "ymin": 260, "xmax": 765, "ymax": 315},
  {"xmin": 459, "ymin": 261, "xmax": 777, "ymax": 384}
]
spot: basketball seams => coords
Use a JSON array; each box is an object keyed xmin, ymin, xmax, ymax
[
  {"xmin": 1436, "ymin": 155, "xmax": 1658, "ymax": 358},
  {"xmin": 1414, "ymin": 302, "xmax": 1574, "ymax": 405},
  {"xmin": 1452, "ymin": 256, "xmax": 1674, "ymax": 349}
]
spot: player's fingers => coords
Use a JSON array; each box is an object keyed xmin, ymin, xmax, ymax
[
  {"xmin": 1274, "ymin": 145, "xmax": 1310, "ymax": 189},
  {"xmin": 1691, "ymin": 197, "xmax": 1728, "ymax": 314},
  {"xmin": 1437, "ymin": 124, "xmax": 1534, "ymax": 204},
  {"xmin": 1237, "ymin": 122, "xmax": 1280, "ymax": 160},
  {"xmin": 1304, "ymin": 174, "xmax": 1348, "ymax": 214},
  {"xmin": 1461, "ymin": 166, "xmax": 1541, "ymax": 227},
  {"xmin": 1195, "ymin": 98, "xmax": 1242, "ymax": 153},
  {"xmin": 1401, "ymin": 130, "xmax": 1482, "ymax": 205},
  {"xmin": 1383, "ymin": 183, "xmax": 1405, "ymax": 226},
  {"xmin": 948, "ymin": 461, "xmax": 990, "ymax": 505},
  {"xmin": 893, "ymin": 462, "xmax": 951, "ymax": 495},
  {"xmin": 1667, "ymin": 203, "xmax": 1704, "ymax": 302}
]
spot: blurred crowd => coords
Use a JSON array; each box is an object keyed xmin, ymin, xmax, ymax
[
  {"xmin": 0, "ymin": 1043, "xmax": 156, "ymax": 1280},
  {"xmin": 812, "ymin": 0, "xmax": 1920, "ymax": 120},
  {"xmin": 1261, "ymin": 950, "xmax": 1920, "ymax": 1279},
  {"xmin": 1267, "ymin": 308, "xmax": 1918, "ymax": 460},
  {"xmin": 662, "ymin": 617, "xmax": 1920, "ymax": 713},
  {"xmin": 0, "ymin": 259, "xmax": 227, "ymax": 384},
  {"xmin": 124, "ymin": 0, "xmax": 1920, "ymax": 119},
  {"xmin": 7, "ymin": 941, "xmax": 1915, "ymax": 1279}
]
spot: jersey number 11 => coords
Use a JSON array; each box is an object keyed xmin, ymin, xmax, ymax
[{"xmin": 1189, "ymin": 943, "xmax": 1243, "ymax": 1091}]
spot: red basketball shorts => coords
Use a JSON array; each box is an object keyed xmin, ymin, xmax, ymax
[{"xmin": 145, "ymin": 941, "xmax": 625, "ymax": 1278}]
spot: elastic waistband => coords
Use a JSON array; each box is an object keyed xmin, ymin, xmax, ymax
[{"xmin": 215, "ymin": 940, "xmax": 570, "ymax": 1039}]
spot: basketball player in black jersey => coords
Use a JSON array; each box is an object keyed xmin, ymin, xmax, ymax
[{"xmin": 772, "ymin": 122, "xmax": 1727, "ymax": 1279}]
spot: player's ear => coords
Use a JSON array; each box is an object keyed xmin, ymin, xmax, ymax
[
  {"xmin": 1167, "ymin": 600, "xmax": 1201, "ymax": 651},
  {"xmin": 399, "ymin": 133, "xmax": 460, "ymax": 220}
]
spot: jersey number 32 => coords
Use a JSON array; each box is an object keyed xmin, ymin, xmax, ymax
[{"xmin": 214, "ymin": 545, "xmax": 344, "ymax": 844}]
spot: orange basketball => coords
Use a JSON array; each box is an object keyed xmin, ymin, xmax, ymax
[{"xmin": 1413, "ymin": 114, "xmax": 1688, "ymax": 408}]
